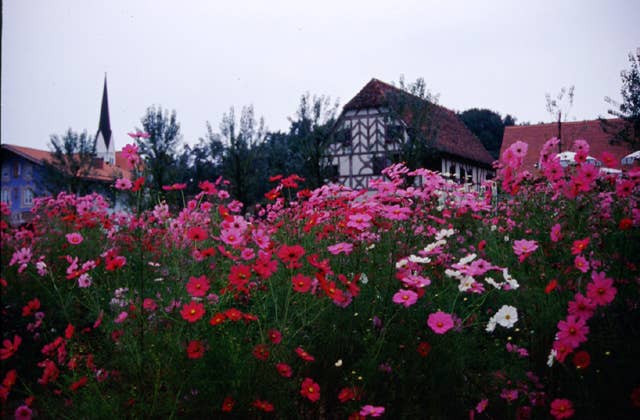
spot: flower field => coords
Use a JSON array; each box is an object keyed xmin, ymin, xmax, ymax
[{"xmin": 2, "ymin": 139, "xmax": 640, "ymax": 419}]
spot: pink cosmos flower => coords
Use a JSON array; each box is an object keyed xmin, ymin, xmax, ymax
[
  {"xmin": 500, "ymin": 388, "xmax": 518, "ymax": 402},
  {"xmin": 276, "ymin": 362, "xmax": 292, "ymax": 378},
  {"xmin": 360, "ymin": 405, "xmax": 385, "ymax": 417},
  {"xmin": 567, "ymin": 293, "xmax": 596, "ymax": 320},
  {"xmin": 347, "ymin": 213, "xmax": 372, "ymax": 231},
  {"xmin": 328, "ymin": 242, "xmax": 354, "ymax": 255},
  {"xmin": 550, "ymin": 398, "xmax": 575, "ymax": 419},
  {"xmin": 14, "ymin": 405, "xmax": 32, "ymax": 420},
  {"xmin": 574, "ymin": 255, "xmax": 589, "ymax": 273},
  {"xmin": 557, "ymin": 315, "xmax": 589, "ymax": 349},
  {"xmin": 392, "ymin": 289, "xmax": 418, "ymax": 307},
  {"xmin": 66, "ymin": 232, "xmax": 84, "ymax": 245},
  {"xmin": 550, "ymin": 223, "xmax": 562, "ymax": 242},
  {"xmin": 114, "ymin": 178, "xmax": 132, "ymax": 190},
  {"xmin": 427, "ymin": 311, "xmax": 454, "ymax": 334},
  {"xmin": 220, "ymin": 228, "xmax": 245, "ymax": 247},
  {"xmin": 513, "ymin": 239, "xmax": 538, "ymax": 256},
  {"xmin": 78, "ymin": 273, "xmax": 92, "ymax": 288},
  {"xmin": 114, "ymin": 311, "xmax": 128, "ymax": 324},
  {"xmin": 476, "ymin": 399, "xmax": 488, "ymax": 413},
  {"xmin": 586, "ymin": 271, "xmax": 617, "ymax": 306}
]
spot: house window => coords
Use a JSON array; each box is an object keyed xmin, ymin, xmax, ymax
[
  {"xmin": 1, "ymin": 189, "xmax": 9, "ymax": 205},
  {"xmin": 23, "ymin": 164, "xmax": 33, "ymax": 180},
  {"xmin": 12, "ymin": 188, "xmax": 20, "ymax": 203},
  {"xmin": 1, "ymin": 164, "xmax": 9, "ymax": 181},
  {"xmin": 385, "ymin": 125, "xmax": 404, "ymax": 144},
  {"xmin": 328, "ymin": 164, "xmax": 339, "ymax": 181},
  {"xmin": 12, "ymin": 162, "xmax": 21, "ymax": 178},
  {"xmin": 23, "ymin": 188, "xmax": 34, "ymax": 207}
]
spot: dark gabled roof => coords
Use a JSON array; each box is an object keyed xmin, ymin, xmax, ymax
[
  {"xmin": 500, "ymin": 119, "xmax": 633, "ymax": 169},
  {"xmin": 342, "ymin": 78, "xmax": 495, "ymax": 166},
  {"xmin": 96, "ymin": 76, "xmax": 112, "ymax": 149}
]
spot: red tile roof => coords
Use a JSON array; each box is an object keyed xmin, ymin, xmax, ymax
[
  {"xmin": 343, "ymin": 79, "xmax": 494, "ymax": 166},
  {"xmin": 500, "ymin": 119, "xmax": 634, "ymax": 169},
  {"xmin": 2, "ymin": 144, "xmax": 134, "ymax": 182}
]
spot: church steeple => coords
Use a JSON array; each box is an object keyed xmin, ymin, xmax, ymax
[{"xmin": 95, "ymin": 75, "xmax": 115, "ymax": 164}]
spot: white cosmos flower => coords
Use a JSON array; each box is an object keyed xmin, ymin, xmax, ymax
[
  {"xmin": 408, "ymin": 255, "xmax": 431, "ymax": 264},
  {"xmin": 485, "ymin": 316, "xmax": 497, "ymax": 332},
  {"xmin": 495, "ymin": 305, "xmax": 518, "ymax": 328},
  {"xmin": 547, "ymin": 349, "xmax": 557, "ymax": 367},
  {"xmin": 459, "ymin": 253, "xmax": 477, "ymax": 265},
  {"xmin": 484, "ymin": 277, "xmax": 503, "ymax": 289},
  {"xmin": 395, "ymin": 258, "xmax": 408, "ymax": 269},
  {"xmin": 435, "ymin": 228, "xmax": 455, "ymax": 241},
  {"xmin": 445, "ymin": 269, "xmax": 463, "ymax": 279},
  {"xmin": 458, "ymin": 276, "xmax": 475, "ymax": 292}
]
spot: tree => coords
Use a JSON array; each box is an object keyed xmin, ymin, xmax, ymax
[
  {"xmin": 545, "ymin": 85, "xmax": 575, "ymax": 153},
  {"xmin": 136, "ymin": 106, "xmax": 182, "ymax": 191},
  {"xmin": 386, "ymin": 76, "xmax": 441, "ymax": 171},
  {"xmin": 218, "ymin": 105, "xmax": 266, "ymax": 207},
  {"xmin": 605, "ymin": 48, "xmax": 640, "ymax": 146},
  {"xmin": 287, "ymin": 93, "xmax": 339, "ymax": 189},
  {"xmin": 459, "ymin": 108, "xmax": 516, "ymax": 160},
  {"xmin": 41, "ymin": 128, "xmax": 98, "ymax": 195}
]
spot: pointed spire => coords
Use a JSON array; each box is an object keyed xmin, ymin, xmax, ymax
[{"xmin": 96, "ymin": 74, "xmax": 112, "ymax": 149}]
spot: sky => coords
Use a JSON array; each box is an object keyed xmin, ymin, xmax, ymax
[{"xmin": 2, "ymin": 0, "xmax": 639, "ymax": 151}]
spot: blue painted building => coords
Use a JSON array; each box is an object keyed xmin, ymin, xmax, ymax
[{"xmin": 1, "ymin": 145, "xmax": 48, "ymax": 224}]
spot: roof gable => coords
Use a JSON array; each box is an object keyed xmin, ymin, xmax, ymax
[{"xmin": 341, "ymin": 78, "xmax": 495, "ymax": 165}]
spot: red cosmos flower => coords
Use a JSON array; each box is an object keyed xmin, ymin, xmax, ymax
[
  {"xmin": 224, "ymin": 308, "xmax": 243, "ymax": 322},
  {"xmin": 22, "ymin": 298, "xmax": 41, "ymax": 317},
  {"xmin": 545, "ymin": 279, "xmax": 558, "ymax": 294},
  {"xmin": 186, "ymin": 275, "xmax": 210, "ymax": 297},
  {"xmin": 180, "ymin": 301, "xmax": 205, "ymax": 323},
  {"xmin": 268, "ymin": 329, "xmax": 282, "ymax": 344},
  {"xmin": 619, "ymin": 217, "xmax": 633, "ymax": 230},
  {"xmin": 338, "ymin": 387, "xmax": 360, "ymax": 403},
  {"xmin": 631, "ymin": 386, "xmax": 640, "ymax": 408},
  {"xmin": 131, "ymin": 177, "xmax": 145, "ymax": 192},
  {"xmin": 571, "ymin": 238, "xmax": 590, "ymax": 255},
  {"xmin": 292, "ymin": 273, "xmax": 312, "ymax": 293},
  {"xmin": 187, "ymin": 226, "xmax": 208, "ymax": 241},
  {"xmin": 209, "ymin": 312, "xmax": 227, "ymax": 326},
  {"xmin": 550, "ymin": 398, "xmax": 575, "ymax": 419},
  {"xmin": 221, "ymin": 396, "xmax": 235, "ymax": 412},
  {"xmin": 277, "ymin": 244, "xmax": 305, "ymax": 269},
  {"xmin": 228, "ymin": 264, "xmax": 252, "ymax": 293},
  {"xmin": 64, "ymin": 324, "xmax": 75, "ymax": 340},
  {"xmin": 417, "ymin": 341, "xmax": 432, "ymax": 357},
  {"xmin": 276, "ymin": 362, "xmax": 293, "ymax": 378},
  {"xmin": 295, "ymin": 346, "xmax": 315, "ymax": 362},
  {"xmin": 187, "ymin": 340, "xmax": 206, "ymax": 359},
  {"xmin": 69, "ymin": 376, "xmax": 88, "ymax": 392},
  {"xmin": 252, "ymin": 344, "xmax": 270, "ymax": 361},
  {"xmin": 572, "ymin": 350, "xmax": 591, "ymax": 369},
  {"xmin": 252, "ymin": 399, "xmax": 275, "ymax": 412},
  {"xmin": 0, "ymin": 335, "xmax": 22, "ymax": 360},
  {"xmin": 300, "ymin": 377, "xmax": 321, "ymax": 402}
]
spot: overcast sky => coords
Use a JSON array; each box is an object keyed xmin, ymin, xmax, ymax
[{"xmin": 2, "ymin": 0, "xmax": 639, "ymax": 151}]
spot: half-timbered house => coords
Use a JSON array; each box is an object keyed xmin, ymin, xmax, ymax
[{"xmin": 326, "ymin": 79, "xmax": 495, "ymax": 190}]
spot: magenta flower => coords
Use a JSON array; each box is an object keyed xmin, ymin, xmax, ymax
[
  {"xmin": 360, "ymin": 405, "xmax": 385, "ymax": 417},
  {"xmin": 550, "ymin": 223, "xmax": 562, "ymax": 242},
  {"xmin": 586, "ymin": 271, "xmax": 617, "ymax": 306},
  {"xmin": 65, "ymin": 232, "xmax": 83, "ymax": 245},
  {"xmin": 427, "ymin": 311, "xmax": 454, "ymax": 334},
  {"xmin": 513, "ymin": 239, "xmax": 538, "ymax": 256},
  {"xmin": 392, "ymin": 289, "xmax": 418, "ymax": 307},
  {"xmin": 567, "ymin": 293, "xmax": 596, "ymax": 320},
  {"xmin": 574, "ymin": 255, "xmax": 589, "ymax": 273},
  {"xmin": 550, "ymin": 398, "xmax": 575, "ymax": 419},
  {"xmin": 328, "ymin": 242, "xmax": 354, "ymax": 255},
  {"xmin": 114, "ymin": 178, "xmax": 132, "ymax": 190},
  {"xmin": 557, "ymin": 315, "xmax": 589, "ymax": 349}
]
